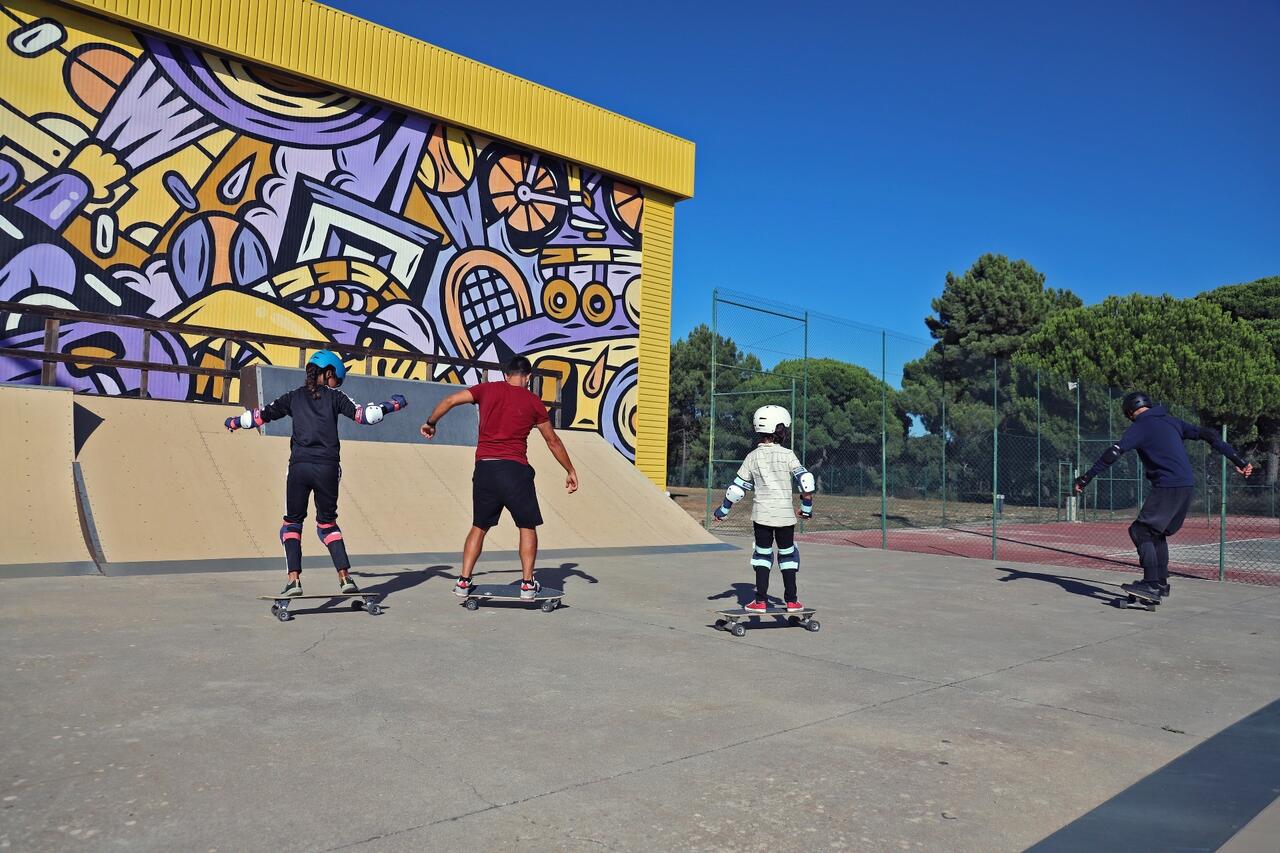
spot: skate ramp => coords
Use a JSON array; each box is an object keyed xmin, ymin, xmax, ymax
[
  {"xmin": 0, "ymin": 385, "xmax": 98, "ymax": 575},
  {"xmin": 71, "ymin": 397, "xmax": 719, "ymax": 573}
]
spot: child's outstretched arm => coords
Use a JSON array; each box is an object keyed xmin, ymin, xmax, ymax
[
  {"xmin": 713, "ymin": 473, "xmax": 753, "ymax": 522},
  {"xmin": 341, "ymin": 393, "xmax": 408, "ymax": 425},
  {"xmin": 224, "ymin": 393, "xmax": 291, "ymax": 432},
  {"xmin": 792, "ymin": 462, "xmax": 816, "ymax": 519}
]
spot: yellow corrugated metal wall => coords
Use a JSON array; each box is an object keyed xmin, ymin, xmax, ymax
[
  {"xmin": 63, "ymin": 0, "xmax": 695, "ymax": 199},
  {"xmin": 635, "ymin": 193, "xmax": 675, "ymax": 488},
  {"xmin": 50, "ymin": 0, "xmax": 683, "ymax": 485}
]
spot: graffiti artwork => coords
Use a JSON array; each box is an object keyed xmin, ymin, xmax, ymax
[{"xmin": 0, "ymin": 1, "xmax": 644, "ymax": 458}]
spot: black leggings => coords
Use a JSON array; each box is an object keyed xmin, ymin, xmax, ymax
[
  {"xmin": 753, "ymin": 523, "xmax": 798, "ymax": 603},
  {"xmin": 281, "ymin": 461, "xmax": 350, "ymax": 574}
]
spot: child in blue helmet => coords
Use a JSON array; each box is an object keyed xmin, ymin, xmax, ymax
[{"xmin": 224, "ymin": 350, "xmax": 407, "ymax": 597}]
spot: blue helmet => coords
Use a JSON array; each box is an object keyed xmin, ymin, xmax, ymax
[{"xmin": 307, "ymin": 350, "xmax": 347, "ymax": 383}]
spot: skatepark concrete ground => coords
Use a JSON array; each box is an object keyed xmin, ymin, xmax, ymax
[{"xmin": 3, "ymin": 542, "xmax": 1279, "ymax": 852}]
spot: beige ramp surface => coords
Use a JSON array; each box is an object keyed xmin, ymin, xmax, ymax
[
  {"xmin": 74, "ymin": 398, "xmax": 716, "ymax": 568},
  {"xmin": 0, "ymin": 385, "xmax": 95, "ymax": 571}
]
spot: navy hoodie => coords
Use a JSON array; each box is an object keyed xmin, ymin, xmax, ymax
[{"xmin": 1084, "ymin": 405, "xmax": 1246, "ymax": 488}]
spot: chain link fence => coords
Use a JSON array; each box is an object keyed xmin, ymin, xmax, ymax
[{"xmin": 686, "ymin": 288, "xmax": 1280, "ymax": 586}]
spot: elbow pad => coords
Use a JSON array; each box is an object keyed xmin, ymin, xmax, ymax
[
  {"xmin": 714, "ymin": 483, "xmax": 747, "ymax": 520},
  {"xmin": 795, "ymin": 469, "xmax": 815, "ymax": 493},
  {"xmin": 1100, "ymin": 444, "xmax": 1122, "ymax": 466},
  {"xmin": 358, "ymin": 404, "xmax": 384, "ymax": 425}
]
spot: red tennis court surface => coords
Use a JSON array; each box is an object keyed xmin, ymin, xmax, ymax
[{"xmin": 799, "ymin": 516, "xmax": 1280, "ymax": 586}]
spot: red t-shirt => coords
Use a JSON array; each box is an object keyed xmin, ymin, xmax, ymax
[{"xmin": 469, "ymin": 381, "xmax": 550, "ymax": 464}]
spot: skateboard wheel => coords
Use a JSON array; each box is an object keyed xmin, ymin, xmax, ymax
[
  {"xmin": 806, "ymin": 619, "xmax": 821, "ymax": 633},
  {"xmin": 351, "ymin": 599, "xmax": 363, "ymax": 610},
  {"xmin": 788, "ymin": 615, "xmax": 801, "ymax": 625},
  {"xmin": 274, "ymin": 609, "xmax": 290, "ymax": 623},
  {"xmin": 464, "ymin": 598, "xmax": 480, "ymax": 611},
  {"xmin": 540, "ymin": 600, "xmax": 555, "ymax": 613},
  {"xmin": 730, "ymin": 623, "xmax": 747, "ymax": 637},
  {"xmin": 714, "ymin": 619, "xmax": 727, "ymax": 631},
  {"xmin": 367, "ymin": 603, "xmax": 383, "ymax": 615}
]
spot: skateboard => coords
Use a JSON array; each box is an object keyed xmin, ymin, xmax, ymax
[
  {"xmin": 1113, "ymin": 584, "xmax": 1160, "ymax": 612},
  {"xmin": 257, "ymin": 592, "xmax": 384, "ymax": 622},
  {"xmin": 713, "ymin": 605, "xmax": 819, "ymax": 637},
  {"xmin": 461, "ymin": 584, "xmax": 564, "ymax": 613}
]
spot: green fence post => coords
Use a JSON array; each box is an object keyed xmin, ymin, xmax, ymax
[
  {"xmin": 992, "ymin": 358, "xmax": 999, "ymax": 560},
  {"xmin": 705, "ymin": 290, "xmax": 718, "ymax": 529},
  {"xmin": 802, "ymin": 311, "xmax": 809, "ymax": 467},
  {"xmin": 1220, "ymin": 425, "xmax": 1227, "ymax": 582},
  {"xmin": 1036, "ymin": 370, "xmax": 1041, "ymax": 513},
  {"xmin": 881, "ymin": 330, "xmax": 887, "ymax": 550},
  {"xmin": 1108, "ymin": 388, "xmax": 1114, "ymax": 520},
  {"xmin": 941, "ymin": 369, "xmax": 948, "ymax": 525}
]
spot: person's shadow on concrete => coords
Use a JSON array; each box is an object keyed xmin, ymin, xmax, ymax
[
  {"xmin": 354, "ymin": 564, "xmax": 454, "ymax": 599},
  {"xmin": 707, "ymin": 583, "xmax": 784, "ymax": 609},
  {"xmin": 462, "ymin": 562, "xmax": 599, "ymax": 590},
  {"xmin": 995, "ymin": 567, "xmax": 1122, "ymax": 603}
]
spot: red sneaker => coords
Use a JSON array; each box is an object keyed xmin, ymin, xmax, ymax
[
  {"xmin": 744, "ymin": 600, "xmax": 768, "ymax": 612},
  {"xmin": 785, "ymin": 601, "xmax": 804, "ymax": 612}
]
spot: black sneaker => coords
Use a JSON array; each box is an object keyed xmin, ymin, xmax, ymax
[
  {"xmin": 1121, "ymin": 581, "xmax": 1163, "ymax": 603},
  {"xmin": 1157, "ymin": 582, "xmax": 1170, "ymax": 599},
  {"xmin": 339, "ymin": 575, "xmax": 359, "ymax": 594},
  {"xmin": 280, "ymin": 579, "xmax": 303, "ymax": 597}
]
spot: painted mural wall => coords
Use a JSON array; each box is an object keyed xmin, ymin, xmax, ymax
[{"xmin": 0, "ymin": 1, "xmax": 644, "ymax": 459}]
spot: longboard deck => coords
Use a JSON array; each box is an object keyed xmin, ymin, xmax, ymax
[
  {"xmin": 257, "ymin": 593, "xmax": 381, "ymax": 601},
  {"xmin": 715, "ymin": 606, "xmax": 816, "ymax": 618},
  {"xmin": 465, "ymin": 584, "xmax": 564, "ymax": 601}
]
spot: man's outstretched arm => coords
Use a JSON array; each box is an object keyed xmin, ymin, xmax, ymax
[
  {"xmin": 1182, "ymin": 421, "xmax": 1253, "ymax": 476},
  {"xmin": 420, "ymin": 390, "xmax": 474, "ymax": 439},
  {"xmin": 535, "ymin": 420, "xmax": 578, "ymax": 493}
]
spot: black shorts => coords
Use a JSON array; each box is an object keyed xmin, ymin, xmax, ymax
[{"xmin": 473, "ymin": 460, "xmax": 542, "ymax": 530}]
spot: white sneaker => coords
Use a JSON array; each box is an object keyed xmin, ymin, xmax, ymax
[
  {"xmin": 519, "ymin": 579, "xmax": 540, "ymax": 600},
  {"xmin": 453, "ymin": 577, "xmax": 475, "ymax": 597}
]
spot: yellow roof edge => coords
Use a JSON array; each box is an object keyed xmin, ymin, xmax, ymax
[{"xmin": 62, "ymin": 0, "xmax": 696, "ymax": 199}]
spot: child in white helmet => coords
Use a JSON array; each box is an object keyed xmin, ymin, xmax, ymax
[{"xmin": 713, "ymin": 405, "xmax": 815, "ymax": 612}]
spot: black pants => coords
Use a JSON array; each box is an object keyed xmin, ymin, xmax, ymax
[
  {"xmin": 1129, "ymin": 486, "xmax": 1194, "ymax": 585},
  {"xmin": 753, "ymin": 523, "xmax": 798, "ymax": 603},
  {"xmin": 280, "ymin": 461, "xmax": 349, "ymax": 574}
]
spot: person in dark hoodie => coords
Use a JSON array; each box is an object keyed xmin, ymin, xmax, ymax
[{"xmin": 1074, "ymin": 391, "xmax": 1252, "ymax": 602}]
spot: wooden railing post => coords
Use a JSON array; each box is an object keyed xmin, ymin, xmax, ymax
[
  {"xmin": 40, "ymin": 318, "xmax": 59, "ymax": 386},
  {"xmin": 139, "ymin": 330, "xmax": 151, "ymax": 398},
  {"xmin": 221, "ymin": 340, "xmax": 233, "ymax": 403}
]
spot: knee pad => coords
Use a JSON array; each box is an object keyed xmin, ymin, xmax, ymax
[
  {"xmin": 279, "ymin": 522, "xmax": 302, "ymax": 545},
  {"xmin": 316, "ymin": 522, "xmax": 343, "ymax": 546},
  {"xmin": 750, "ymin": 545, "xmax": 773, "ymax": 569},
  {"xmin": 777, "ymin": 544, "xmax": 800, "ymax": 571}
]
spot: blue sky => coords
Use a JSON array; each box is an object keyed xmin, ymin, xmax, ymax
[{"xmin": 329, "ymin": 0, "xmax": 1278, "ymax": 354}]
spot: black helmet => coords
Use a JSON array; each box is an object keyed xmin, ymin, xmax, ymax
[{"xmin": 1121, "ymin": 391, "xmax": 1154, "ymax": 419}]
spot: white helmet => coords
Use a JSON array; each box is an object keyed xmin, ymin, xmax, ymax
[{"xmin": 753, "ymin": 405, "xmax": 792, "ymax": 435}]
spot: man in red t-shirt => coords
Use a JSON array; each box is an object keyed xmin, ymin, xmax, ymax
[{"xmin": 420, "ymin": 356, "xmax": 578, "ymax": 598}]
